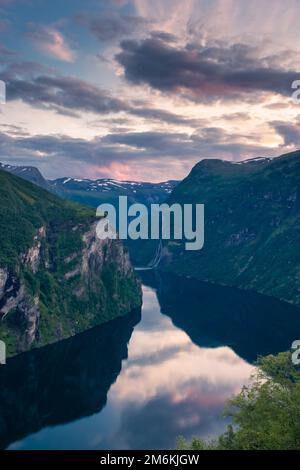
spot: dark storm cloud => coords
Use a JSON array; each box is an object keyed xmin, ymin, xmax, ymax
[{"xmin": 116, "ymin": 38, "xmax": 298, "ymax": 101}]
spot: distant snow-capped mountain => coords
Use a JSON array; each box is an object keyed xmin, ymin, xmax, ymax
[
  {"xmin": 0, "ymin": 162, "xmax": 179, "ymax": 206},
  {"xmin": 0, "ymin": 162, "xmax": 50, "ymax": 190},
  {"xmin": 50, "ymin": 177, "xmax": 179, "ymax": 206}
]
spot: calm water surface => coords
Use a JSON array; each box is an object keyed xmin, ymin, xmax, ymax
[{"xmin": 1, "ymin": 272, "xmax": 300, "ymax": 450}]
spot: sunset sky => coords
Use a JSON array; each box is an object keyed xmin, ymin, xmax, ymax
[{"xmin": 0, "ymin": 0, "xmax": 300, "ymax": 181}]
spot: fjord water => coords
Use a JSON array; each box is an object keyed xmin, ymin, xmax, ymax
[{"xmin": 2, "ymin": 273, "xmax": 300, "ymax": 450}]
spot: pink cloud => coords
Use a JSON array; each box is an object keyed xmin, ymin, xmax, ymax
[
  {"xmin": 91, "ymin": 162, "xmax": 132, "ymax": 181},
  {"xmin": 27, "ymin": 25, "xmax": 75, "ymax": 62}
]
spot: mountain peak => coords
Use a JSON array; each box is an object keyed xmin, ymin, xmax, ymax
[{"xmin": 0, "ymin": 162, "xmax": 50, "ymax": 190}]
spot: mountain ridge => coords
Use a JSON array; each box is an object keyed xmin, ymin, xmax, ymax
[
  {"xmin": 0, "ymin": 162, "xmax": 50, "ymax": 190},
  {"xmin": 161, "ymin": 149, "xmax": 300, "ymax": 306}
]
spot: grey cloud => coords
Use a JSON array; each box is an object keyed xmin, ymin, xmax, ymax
[
  {"xmin": 0, "ymin": 126, "xmax": 273, "ymax": 171},
  {"xmin": 150, "ymin": 30, "xmax": 178, "ymax": 43},
  {"xmin": 130, "ymin": 107, "xmax": 199, "ymax": 126},
  {"xmin": 0, "ymin": 123, "xmax": 29, "ymax": 136},
  {"xmin": 103, "ymin": 131, "xmax": 192, "ymax": 151},
  {"xmin": 216, "ymin": 112, "xmax": 251, "ymax": 122},
  {"xmin": 116, "ymin": 38, "xmax": 298, "ymax": 101},
  {"xmin": 3, "ymin": 72, "xmax": 127, "ymax": 114},
  {"xmin": 1, "ymin": 60, "xmax": 52, "ymax": 79},
  {"xmin": 0, "ymin": 120, "xmax": 288, "ymax": 180},
  {"xmin": 1, "ymin": 62, "xmax": 201, "ymax": 126},
  {"xmin": 0, "ymin": 131, "xmax": 139, "ymax": 164},
  {"xmin": 272, "ymin": 120, "xmax": 300, "ymax": 146},
  {"xmin": 103, "ymin": 127, "xmax": 271, "ymax": 160}
]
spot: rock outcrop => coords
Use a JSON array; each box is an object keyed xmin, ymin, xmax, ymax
[{"xmin": 0, "ymin": 169, "xmax": 142, "ymax": 357}]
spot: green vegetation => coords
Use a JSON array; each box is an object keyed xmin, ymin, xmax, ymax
[
  {"xmin": 0, "ymin": 169, "xmax": 93, "ymax": 268},
  {"xmin": 165, "ymin": 151, "xmax": 300, "ymax": 306},
  {"xmin": 51, "ymin": 181, "xmax": 170, "ymax": 267},
  {"xmin": 0, "ymin": 170, "xmax": 141, "ymax": 356},
  {"xmin": 178, "ymin": 351, "xmax": 300, "ymax": 450}
]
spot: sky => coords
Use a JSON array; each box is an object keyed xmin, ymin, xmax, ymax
[{"xmin": 0, "ymin": 0, "xmax": 300, "ymax": 181}]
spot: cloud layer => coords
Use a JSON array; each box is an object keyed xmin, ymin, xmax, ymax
[
  {"xmin": 0, "ymin": 0, "xmax": 299, "ymax": 180},
  {"xmin": 27, "ymin": 24, "xmax": 75, "ymax": 62},
  {"xmin": 117, "ymin": 38, "xmax": 298, "ymax": 101}
]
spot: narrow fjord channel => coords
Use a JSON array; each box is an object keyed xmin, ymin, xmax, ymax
[{"xmin": 2, "ymin": 272, "xmax": 300, "ymax": 450}]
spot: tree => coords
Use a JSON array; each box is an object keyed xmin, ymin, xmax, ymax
[{"xmin": 178, "ymin": 352, "xmax": 300, "ymax": 450}]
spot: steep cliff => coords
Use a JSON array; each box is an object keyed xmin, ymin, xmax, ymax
[
  {"xmin": 162, "ymin": 151, "xmax": 300, "ymax": 306},
  {"xmin": 0, "ymin": 170, "xmax": 142, "ymax": 357}
]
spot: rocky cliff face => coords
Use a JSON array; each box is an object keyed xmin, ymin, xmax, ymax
[
  {"xmin": 0, "ymin": 221, "xmax": 141, "ymax": 356},
  {"xmin": 0, "ymin": 170, "xmax": 142, "ymax": 357}
]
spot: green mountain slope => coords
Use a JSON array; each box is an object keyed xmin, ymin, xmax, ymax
[
  {"xmin": 0, "ymin": 169, "xmax": 93, "ymax": 268},
  {"xmin": 0, "ymin": 170, "xmax": 142, "ymax": 357},
  {"xmin": 162, "ymin": 151, "xmax": 300, "ymax": 306}
]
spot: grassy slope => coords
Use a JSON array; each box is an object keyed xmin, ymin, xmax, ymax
[{"xmin": 164, "ymin": 151, "xmax": 300, "ymax": 305}]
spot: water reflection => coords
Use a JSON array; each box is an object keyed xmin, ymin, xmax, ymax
[
  {"xmin": 2, "ymin": 273, "xmax": 299, "ymax": 450},
  {"xmin": 143, "ymin": 271, "xmax": 300, "ymax": 363},
  {"xmin": 104, "ymin": 285, "xmax": 253, "ymax": 449},
  {"xmin": 0, "ymin": 309, "xmax": 141, "ymax": 450}
]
